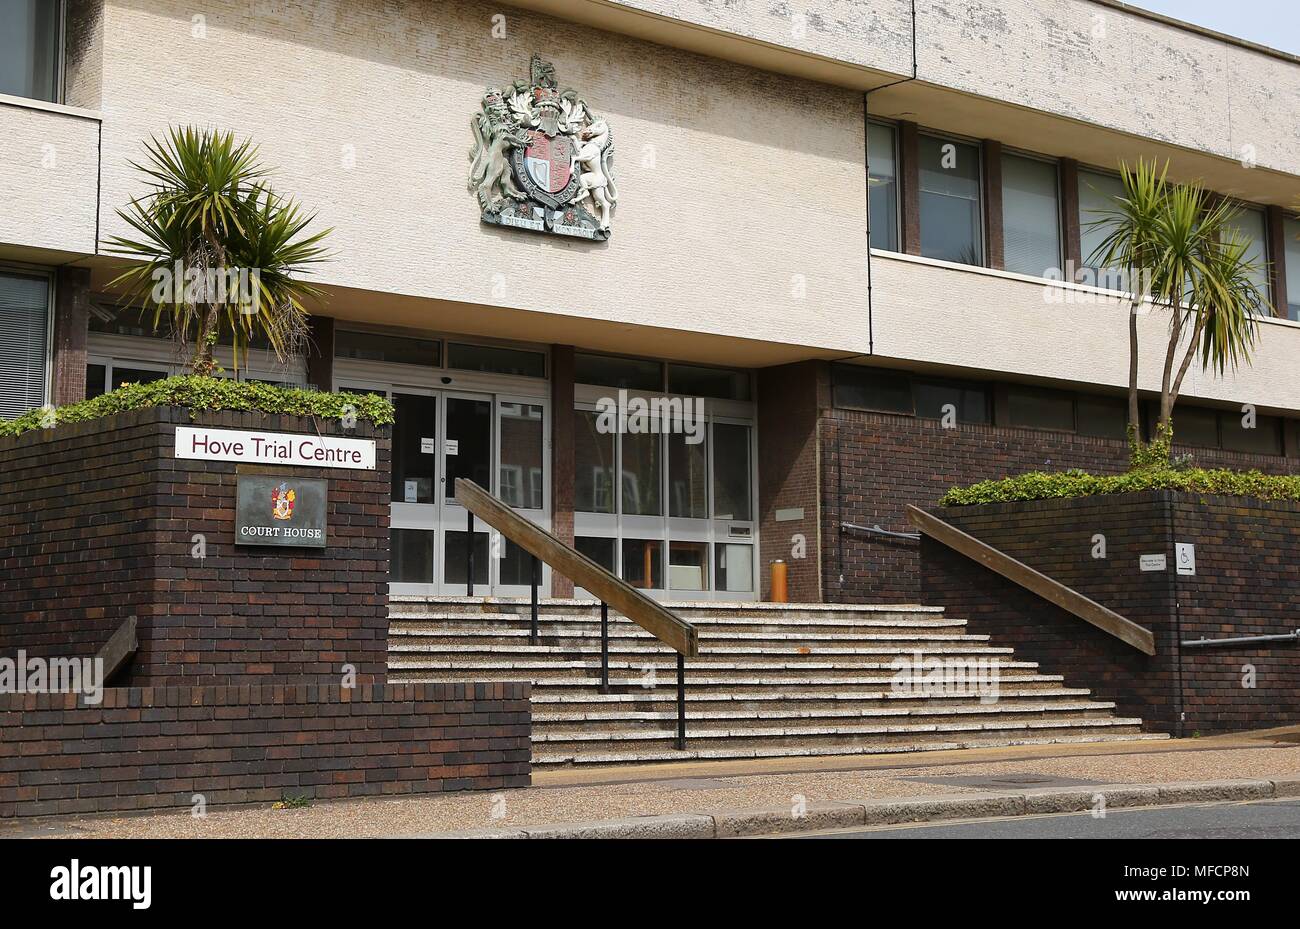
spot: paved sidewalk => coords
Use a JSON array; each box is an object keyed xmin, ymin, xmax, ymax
[{"xmin": 7, "ymin": 726, "xmax": 1298, "ymax": 839}]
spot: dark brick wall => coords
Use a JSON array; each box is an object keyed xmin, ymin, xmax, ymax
[
  {"xmin": 757, "ymin": 361, "xmax": 827, "ymax": 602},
  {"xmin": 822, "ymin": 406, "xmax": 1298, "ymax": 603},
  {"xmin": 920, "ymin": 493, "xmax": 1300, "ymax": 735},
  {"xmin": 0, "ymin": 407, "xmax": 391, "ymax": 686},
  {"xmin": 0, "ymin": 683, "xmax": 531, "ymax": 818}
]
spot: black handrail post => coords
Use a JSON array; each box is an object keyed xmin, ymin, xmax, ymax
[
  {"xmin": 599, "ymin": 601, "xmax": 609, "ymax": 694},
  {"xmin": 466, "ymin": 511, "xmax": 475, "ymax": 598},
  {"xmin": 676, "ymin": 653, "xmax": 686, "ymax": 750},
  {"xmin": 529, "ymin": 555, "xmax": 540, "ymax": 644}
]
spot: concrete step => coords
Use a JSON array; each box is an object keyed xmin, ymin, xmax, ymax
[
  {"xmin": 533, "ymin": 701, "xmax": 1122, "ymax": 729},
  {"xmin": 388, "ymin": 625, "xmax": 982, "ymax": 643},
  {"xmin": 533, "ymin": 717, "xmax": 1153, "ymax": 758},
  {"xmin": 390, "ymin": 612, "xmax": 965, "ymax": 635},
  {"xmin": 386, "ymin": 643, "xmax": 1015, "ymax": 661},
  {"xmin": 529, "ymin": 687, "xmax": 1102, "ymax": 712},
  {"xmin": 532, "ymin": 731, "xmax": 1170, "ymax": 766},
  {"xmin": 386, "ymin": 670, "xmax": 1069, "ymax": 690}
]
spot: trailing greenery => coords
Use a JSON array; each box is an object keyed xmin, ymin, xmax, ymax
[
  {"xmin": 0, "ymin": 376, "xmax": 393, "ymax": 438},
  {"xmin": 939, "ymin": 466, "xmax": 1300, "ymax": 507}
]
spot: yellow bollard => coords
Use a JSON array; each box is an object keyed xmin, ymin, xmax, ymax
[{"xmin": 770, "ymin": 559, "xmax": 788, "ymax": 604}]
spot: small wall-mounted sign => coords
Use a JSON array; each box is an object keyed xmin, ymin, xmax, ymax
[
  {"xmin": 1140, "ymin": 554, "xmax": 1167, "ymax": 572},
  {"xmin": 235, "ymin": 475, "xmax": 328, "ymax": 547},
  {"xmin": 1176, "ymin": 543, "xmax": 1196, "ymax": 576},
  {"xmin": 176, "ymin": 427, "xmax": 375, "ymax": 470},
  {"xmin": 420, "ymin": 437, "xmax": 437, "ymax": 455}
]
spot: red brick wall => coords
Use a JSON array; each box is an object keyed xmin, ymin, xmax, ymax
[
  {"xmin": 0, "ymin": 407, "xmax": 391, "ymax": 686},
  {"xmin": 0, "ymin": 683, "xmax": 531, "ymax": 818},
  {"xmin": 822, "ymin": 407, "xmax": 1298, "ymax": 603},
  {"xmin": 920, "ymin": 493, "xmax": 1300, "ymax": 735}
]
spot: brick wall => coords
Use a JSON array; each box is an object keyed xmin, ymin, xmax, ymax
[
  {"xmin": 757, "ymin": 362, "xmax": 826, "ymax": 602},
  {"xmin": 822, "ymin": 405, "xmax": 1299, "ymax": 603},
  {"xmin": 0, "ymin": 683, "xmax": 531, "ymax": 818},
  {"xmin": 920, "ymin": 493, "xmax": 1300, "ymax": 735},
  {"xmin": 0, "ymin": 407, "xmax": 391, "ymax": 686}
]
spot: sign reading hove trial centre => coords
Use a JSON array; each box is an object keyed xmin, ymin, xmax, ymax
[{"xmin": 174, "ymin": 426, "xmax": 376, "ymax": 470}]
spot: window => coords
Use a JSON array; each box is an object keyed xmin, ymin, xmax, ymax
[
  {"xmin": 831, "ymin": 365, "xmax": 912, "ymax": 415},
  {"xmin": 913, "ymin": 379, "xmax": 990, "ymax": 424},
  {"xmin": 621, "ymin": 429, "xmax": 661, "ymax": 516},
  {"xmin": 1001, "ymin": 154, "xmax": 1061, "ymax": 278},
  {"xmin": 666, "ymin": 363, "xmax": 751, "ymax": 401},
  {"xmin": 918, "ymin": 135, "xmax": 982, "ymax": 265},
  {"xmin": 336, "ymin": 330, "xmax": 440, "ymax": 366},
  {"xmin": 668, "ymin": 431, "xmax": 707, "ymax": 518},
  {"xmin": 622, "ymin": 539, "xmax": 663, "ymax": 590},
  {"xmin": 0, "ymin": 270, "xmax": 50, "ymax": 419},
  {"xmin": 498, "ymin": 401, "xmax": 544, "ymax": 509},
  {"xmin": 575, "ymin": 536, "xmax": 616, "ymax": 574},
  {"xmin": 1076, "ymin": 396, "xmax": 1128, "ymax": 439},
  {"xmin": 1175, "ymin": 406, "xmax": 1219, "ymax": 449},
  {"xmin": 867, "ymin": 121, "xmax": 899, "ymax": 252},
  {"xmin": 0, "ymin": 0, "xmax": 60, "ymax": 102},
  {"xmin": 447, "ymin": 342, "xmax": 545, "ymax": 378},
  {"xmin": 1222, "ymin": 206, "xmax": 1269, "ymax": 315},
  {"xmin": 391, "ymin": 394, "xmax": 437, "ymax": 504},
  {"xmin": 574, "ymin": 352, "xmax": 662, "ymax": 391},
  {"xmin": 85, "ymin": 364, "xmax": 106, "ymax": 400},
  {"xmin": 1008, "ymin": 386, "xmax": 1075, "ymax": 432},
  {"xmin": 715, "ymin": 544, "xmax": 754, "ymax": 593},
  {"xmin": 711, "ymin": 423, "xmax": 752, "ymax": 521},
  {"xmin": 1078, "ymin": 170, "xmax": 1126, "ymax": 289},
  {"xmin": 575, "ymin": 409, "xmax": 615, "ymax": 513},
  {"xmin": 1221, "ymin": 411, "xmax": 1283, "ymax": 456},
  {"xmin": 1285, "ymin": 217, "xmax": 1300, "ymax": 322}
]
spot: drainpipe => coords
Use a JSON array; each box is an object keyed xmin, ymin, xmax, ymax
[{"xmin": 860, "ymin": 0, "xmax": 918, "ymax": 359}]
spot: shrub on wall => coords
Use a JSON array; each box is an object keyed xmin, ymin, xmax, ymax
[
  {"xmin": 940, "ymin": 466, "xmax": 1300, "ymax": 506},
  {"xmin": 0, "ymin": 376, "xmax": 394, "ymax": 438}
]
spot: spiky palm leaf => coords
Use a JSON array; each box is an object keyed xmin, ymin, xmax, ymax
[{"xmin": 105, "ymin": 126, "xmax": 331, "ymax": 373}]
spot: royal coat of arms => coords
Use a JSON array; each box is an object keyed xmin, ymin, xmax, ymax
[{"xmin": 468, "ymin": 55, "xmax": 618, "ymax": 241}]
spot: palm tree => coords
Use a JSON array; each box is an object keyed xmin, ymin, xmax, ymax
[
  {"xmin": 106, "ymin": 126, "xmax": 331, "ymax": 375},
  {"xmin": 1088, "ymin": 159, "xmax": 1270, "ymax": 465}
]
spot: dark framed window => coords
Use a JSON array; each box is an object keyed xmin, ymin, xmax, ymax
[
  {"xmin": 918, "ymin": 134, "xmax": 983, "ymax": 266},
  {"xmin": 1076, "ymin": 395, "xmax": 1128, "ymax": 440},
  {"xmin": 1007, "ymin": 386, "xmax": 1075, "ymax": 432},
  {"xmin": 666, "ymin": 363, "xmax": 751, "ymax": 401},
  {"xmin": 574, "ymin": 352, "xmax": 662, "ymax": 391},
  {"xmin": 447, "ymin": 342, "xmax": 545, "ymax": 378},
  {"xmin": 336, "ymin": 329, "xmax": 441, "ymax": 367},
  {"xmin": 831, "ymin": 365, "xmax": 913, "ymax": 415},
  {"xmin": 1220, "ymin": 410, "xmax": 1283, "ymax": 456},
  {"xmin": 866, "ymin": 121, "xmax": 899, "ymax": 253},
  {"xmin": 1285, "ymin": 216, "xmax": 1300, "ymax": 322},
  {"xmin": 1078, "ymin": 169, "xmax": 1126, "ymax": 289},
  {"xmin": 913, "ymin": 378, "xmax": 990, "ymax": 424}
]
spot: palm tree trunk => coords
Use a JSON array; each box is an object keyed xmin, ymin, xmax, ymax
[{"xmin": 1128, "ymin": 299, "xmax": 1141, "ymax": 442}]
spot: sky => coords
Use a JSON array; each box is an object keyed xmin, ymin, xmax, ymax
[{"xmin": 1128, "ymin": 0, "xmax": 1300, "ymax": 56}]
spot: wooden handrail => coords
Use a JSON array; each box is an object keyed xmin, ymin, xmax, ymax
[
  {"xmin": 455, "ymin": 479, "xmax": 700, "ymax": 658},
  {"xmin": 907, "ymin": 506, "xmax": 1157, "ymax": 656}
]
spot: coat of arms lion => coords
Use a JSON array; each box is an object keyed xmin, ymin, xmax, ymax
[{"xmin": 469, "ymin": 55, "xmax": 618, "ymax": 241}]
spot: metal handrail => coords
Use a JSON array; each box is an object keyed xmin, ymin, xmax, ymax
[
  {"xmin": 1183, "ymin": 630, "xmax": 1300, "ymax": 648},
  {"xmin": 842, "ymin": 521, "xmax": 921, "ymax": 541},
  {"xmin": 455, "ymin": 478, "xmax": 697, "ymax": 749},
  {"xmin": 907, "ymin": 505, "xmax": 1157, "ymax": 656}
]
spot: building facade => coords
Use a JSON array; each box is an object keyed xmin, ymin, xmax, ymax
[{"xmin": 3, "ymin": 0, "xmax": 1299, "ymax": 603}]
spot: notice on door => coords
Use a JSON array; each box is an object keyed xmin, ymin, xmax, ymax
[
  {"xmin": 420, "ymin": 437, "xmax": 437, "ymax": 455},
  {"xmin": 444, "ymin": 439, "xmax": 459, "ymax": 456}
]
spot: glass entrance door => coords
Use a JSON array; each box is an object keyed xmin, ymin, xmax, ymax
[{"xmin": 361, "ymin": 384, "xmax": 549, "ymax": 597}]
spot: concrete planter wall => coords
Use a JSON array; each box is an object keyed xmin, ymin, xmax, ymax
[{"xmin": 920, "ymin": 492, "xmax": 1300, "ymax": 735}]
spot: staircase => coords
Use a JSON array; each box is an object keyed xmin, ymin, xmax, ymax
[{"xmin": 388, "ymin": 597, "xmax": 1166, "ymax": 766}]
